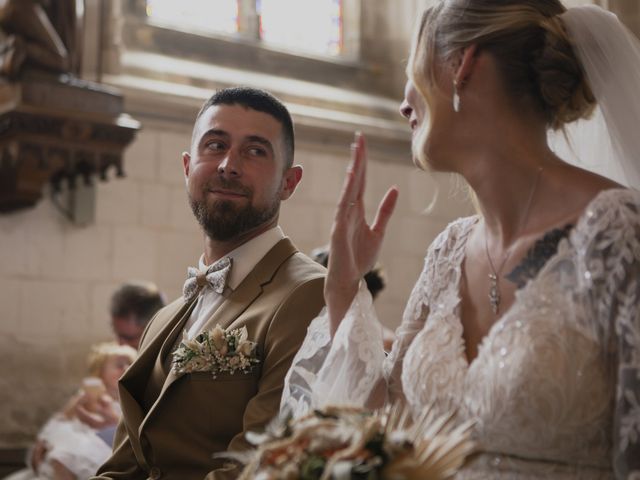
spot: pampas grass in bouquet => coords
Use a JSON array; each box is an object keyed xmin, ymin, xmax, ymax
[{"xmin": 222, "ymin": 402, "xmax": 474, "ymax": 480}]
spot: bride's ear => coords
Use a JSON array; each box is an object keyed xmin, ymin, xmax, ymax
[{"xmin": 453, "ymin": 44, "xmax": 479, "ymax": 87}]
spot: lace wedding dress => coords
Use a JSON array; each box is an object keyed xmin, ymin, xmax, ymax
[{"xmin": 282, "ymin": 188, "xmax": 640, "ymax": 479}]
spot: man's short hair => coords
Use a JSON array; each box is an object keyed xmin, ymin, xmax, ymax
[
  {"xmin": 196, "ymin": 86, "xmax": 295, "ymax": 168},
  {"xmin": 110, "ymin": 281, "xmax": 165, "ymax": 326}
]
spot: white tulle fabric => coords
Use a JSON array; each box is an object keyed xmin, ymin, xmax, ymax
[
  {"xmin": 282, "ymin": 188, "xmax": 640, "ymax": 479},
  {"xmin": 549, "ymin": 6, "xmax": 640, "ymax": 188}
]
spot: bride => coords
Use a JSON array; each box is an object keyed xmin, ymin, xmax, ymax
[{"xmin": 282, "ymin": 1, "xmax": 640, "ymax": 478}]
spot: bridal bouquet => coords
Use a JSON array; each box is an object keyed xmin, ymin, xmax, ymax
[
  {"xmin": 229, "ymin": 403, "xmax": 474, "ymax": 480},
  {"xmin": 171, "ymin": 325, "xmax": 259, "ymax": 377}
]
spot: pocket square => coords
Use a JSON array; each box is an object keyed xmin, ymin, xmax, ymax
[{"xmin": 171, "ymin": 325, "xmax": 260, "ymax": 378}]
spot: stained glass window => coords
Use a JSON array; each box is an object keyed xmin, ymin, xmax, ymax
[
  {"xmin": 258, "ymin": 0, "xmax": 342, "ymax": 56},
  {"xmin": 145, "ymin": 0, "xmax": 239, "ymax": 35},
  {"xmin": 144, "ymin": 0, "xmax": 343, "ymax": 57}
]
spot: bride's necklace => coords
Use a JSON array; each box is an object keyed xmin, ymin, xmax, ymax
[{"xmin": 484, "ymin": 166, "xmax": 543, "ymax": 315}]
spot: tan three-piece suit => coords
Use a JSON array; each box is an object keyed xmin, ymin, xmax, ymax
[{"xmin": 94, "ymin": 238, "xmax": 325, "ymax": 480}]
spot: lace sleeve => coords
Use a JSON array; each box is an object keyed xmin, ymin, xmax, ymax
[
  {"xmin": 613, "ymin": 261, "xmax": 640, "ymax": 480},
  {"xmin": 281, "ymin": 283, "xmax": 385, "ymax": 417},
  {"xmin": 609, "ymin": 199, "xmax": 640, "ymax": 479},
  {"xmin": 281, "ymin": 218, "xmax": 474, "ymax": 418},
  {"xmin": 383, "ymin": 256, "xmax": 435, "ymax": 405},
  {"xmin": 581, "ymin": 191, "xmax": 640, "ymax": 479}
]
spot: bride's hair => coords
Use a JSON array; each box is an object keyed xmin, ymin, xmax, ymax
[{"xmin": 408, "ymin": 0, "xmax": 596, "ymax": 168}]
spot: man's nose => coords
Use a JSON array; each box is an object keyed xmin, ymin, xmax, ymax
[{"xmin": 218, "ymin": 150, "xmax": 241, "ymax": 177}]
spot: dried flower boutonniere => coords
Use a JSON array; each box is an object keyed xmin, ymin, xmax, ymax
[{"xmin": 171, "ymin": 324, "xmax": 260, "ymax": 378}]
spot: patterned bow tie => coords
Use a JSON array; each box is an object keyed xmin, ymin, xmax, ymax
[{"xmin": 183, "ymin": 257, "xmax": 232, "ymax": 303}]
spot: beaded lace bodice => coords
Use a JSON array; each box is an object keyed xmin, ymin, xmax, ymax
[{"xmin": 282, "ymin": 188, "xmax": 640, "ymax": 479}]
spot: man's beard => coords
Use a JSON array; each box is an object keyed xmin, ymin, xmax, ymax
[{"xmin": 189, "ymin": 179, "xmax": 280, "ymax": 242}]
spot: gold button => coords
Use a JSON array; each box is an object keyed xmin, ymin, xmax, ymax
[{"xmin": 149, "ymin": 467, "xmax": 161, "ymax": 480}]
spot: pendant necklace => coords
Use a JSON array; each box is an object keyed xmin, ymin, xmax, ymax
[{"xmin": 484, "ymin": 166, "xmax": 543, "ymax": 315}]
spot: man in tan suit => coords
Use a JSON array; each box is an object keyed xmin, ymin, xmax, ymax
[{"xmin": 94, "ymin": 87, "xmax": 325, "ymax": 479}]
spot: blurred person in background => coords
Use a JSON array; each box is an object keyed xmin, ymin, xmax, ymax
[{"xmin": 5, "ymin": 343, "xmax": 136, "ymax": 480}]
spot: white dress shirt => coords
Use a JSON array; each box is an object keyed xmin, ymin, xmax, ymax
[{"xmin": 183, "ymin": 226, "xmax": 285, "ymax": 340}]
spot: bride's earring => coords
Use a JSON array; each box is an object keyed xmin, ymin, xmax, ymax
[{"xmin": 453, "ymin": 80, "xmax": 461, "ymax": 112}]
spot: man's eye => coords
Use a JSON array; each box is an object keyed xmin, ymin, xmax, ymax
[
  {"xmin": 206, "ymin": 141, "xmax": 225, "ymax": 151},
  {"xmin": 247, "ymin": 147, "xmax": 267, "ymax": 156}
]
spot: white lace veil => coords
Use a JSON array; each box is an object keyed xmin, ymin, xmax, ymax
[{"xmin": 547, "ymin": 5, "xmax": 640, "ymax": 188}]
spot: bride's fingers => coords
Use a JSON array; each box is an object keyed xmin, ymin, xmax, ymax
[
  {"xmin": 371, "ymin": 186, "xmax": 399, "ymax": 236},
  {"xmin": 336, "ymin": 164, "xmax": 358, "ymax": 217},
  {"xmin": 336, "ymin": 133, "xmax": 365, "ymax": 216},
  {"xmin": 354, "ymin": 132, "xmax": 367, "ymax": 202}
]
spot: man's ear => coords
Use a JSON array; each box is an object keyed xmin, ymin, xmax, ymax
[
  {"xmin": 453, "ymin": 44, "xmax": 478, "ymax": 87},
  {"xmin": 280, "ymin": 165, "xmax": 303, "ymax": 201},
  {"xmin": 182, "ymin": 152, "xmax": 191, "ymax": 183}
]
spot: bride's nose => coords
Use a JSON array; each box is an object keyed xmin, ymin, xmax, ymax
[{"xmin": 399, "ymin": 99, "xmax": 413, "ymax": 120}]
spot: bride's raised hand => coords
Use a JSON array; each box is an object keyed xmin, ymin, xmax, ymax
[{"xmin": 326, "ymin": 132, "xmax": 399, "ymax": 334}]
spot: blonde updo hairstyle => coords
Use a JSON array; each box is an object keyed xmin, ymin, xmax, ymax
[{"xmin": 408, "ymin": 0, "xmax": 596, "ymax": 170}]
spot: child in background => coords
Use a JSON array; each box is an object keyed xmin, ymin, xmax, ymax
[{"xmin": 6, "ymin": 342, "xmax": 136, "ymax": 480}]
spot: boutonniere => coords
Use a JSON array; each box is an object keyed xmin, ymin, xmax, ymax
[{"xmin": 171, "ymin": 325, "xmax": 260, "ymax": 378}]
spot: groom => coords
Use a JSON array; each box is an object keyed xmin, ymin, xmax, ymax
[{"xmin": 94, "ymin": 87, "xmax": 325, "ymax": 479}]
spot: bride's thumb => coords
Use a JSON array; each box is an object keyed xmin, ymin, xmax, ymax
[{"xmin": 371, "ymin": 186, "xmax": 399, "ymax": 235}]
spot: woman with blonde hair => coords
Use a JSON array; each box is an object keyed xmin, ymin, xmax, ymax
[{"xmin": 283, "ymin": 1, "xmax": 640, "ymax": 477}]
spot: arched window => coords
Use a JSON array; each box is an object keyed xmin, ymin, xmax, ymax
[
  {"xmin": 145, "ymin": 0, "xmax": 240, "ymax": 36},
  {"xmin": 101, "ymin": 0, "xmax": 410, "ymax": 131},
  {"xmin": 143, "ymin": 0, "xmax": 344, "ymax": 57},
  {"xmin": 259, "ymin": 0, "xmax": 342, "ymax": 56}
]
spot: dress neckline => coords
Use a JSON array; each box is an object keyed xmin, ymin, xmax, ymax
[{"xmin": 449, "ymin": 187, "xmax": 630, "ymax": 370}]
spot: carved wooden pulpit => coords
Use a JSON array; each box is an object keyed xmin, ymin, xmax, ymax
[{"xmin": 0, "ymin": 0, "xmax": 139, "ymax": 215}]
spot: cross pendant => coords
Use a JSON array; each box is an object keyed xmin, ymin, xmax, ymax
[{"xmin": 488, "ymin": 273, "xmax": 500, "ymax": 315}]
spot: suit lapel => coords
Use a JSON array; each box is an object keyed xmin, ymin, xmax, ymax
[
  {"xmin": 118, "ymin": 298, "xmax": 196, "ymax": 459},
  {"xmin": 201, "ymin": 237, "xmax": 298, "ymax": 332},
  {"xmin": 142, "ymin": 238, "xmax": 298, "ymax": 425}
]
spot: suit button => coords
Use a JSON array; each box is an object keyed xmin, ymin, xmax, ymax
[{"xmin": 149, "ymin": 467, "xmax": 162, "ymax": 479}]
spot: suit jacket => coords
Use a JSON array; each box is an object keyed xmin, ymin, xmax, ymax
[{"xmin": 94, "ymin": 238, "xmax": 325, "ymax": 480}]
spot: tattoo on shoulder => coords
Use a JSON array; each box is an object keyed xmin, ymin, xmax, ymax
[{"xmin": 506, "ymin": 224, "xmax": 574, "ymax": 289}]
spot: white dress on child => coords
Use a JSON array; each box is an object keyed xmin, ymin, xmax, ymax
[
  {"xmin": 282, "ymin": 188, "xmax": 640, "ymax": 479},
  {"xmin": 4, "ymin": 403, "xmax": 119, "ymax": 480}
]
